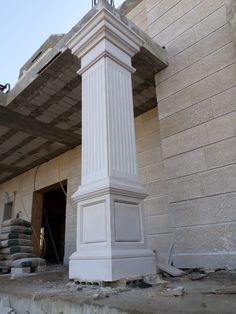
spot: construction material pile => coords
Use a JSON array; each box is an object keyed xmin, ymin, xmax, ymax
[{"xmin": 0, "ymin": 218, "xmax": 45, "ymax": 273}]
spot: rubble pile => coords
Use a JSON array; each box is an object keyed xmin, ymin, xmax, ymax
[{"xmin": 0, "ymin": 218, "xmax": 45, "ymax": 273}]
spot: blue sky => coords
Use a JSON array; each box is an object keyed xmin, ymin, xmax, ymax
[{"xmin": 0, "ymin": 0, "xmax": 124, "ymax": 87}]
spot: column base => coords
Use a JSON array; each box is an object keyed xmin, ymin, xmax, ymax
[{"xmin": 69, "ymin": 250, "xmax": 156, "ymax": 281}]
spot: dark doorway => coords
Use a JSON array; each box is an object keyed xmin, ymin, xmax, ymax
[
  {"xmin": 32, "ymin": 182, "xmax": 67, "ymax": 264},
  {"xmin": 41, "ymin": 185, "xmax": 67, "ymax": 264}
]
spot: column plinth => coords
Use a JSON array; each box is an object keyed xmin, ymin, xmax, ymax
[{"xmin": 67, "ymin": 7, "xmax": 156, "ymax": 281}]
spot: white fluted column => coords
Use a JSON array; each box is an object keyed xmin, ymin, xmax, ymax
[{"xmin": 67, "ymin": 7, "xmax": 156, "ymax": 281}]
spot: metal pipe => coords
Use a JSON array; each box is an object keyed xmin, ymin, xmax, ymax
[{"xmin": 92, "ymin": 0, "xmax": 115, "ymax": 7}]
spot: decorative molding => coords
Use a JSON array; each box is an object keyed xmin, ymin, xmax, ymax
[{"xmin": 66, "ymin": 8, "xmax": 144, "ymax": 60}]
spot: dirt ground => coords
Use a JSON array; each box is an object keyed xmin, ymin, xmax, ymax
[{"xmin": 0, "ymin": 266, "xmax": 236, "ymax": 314}]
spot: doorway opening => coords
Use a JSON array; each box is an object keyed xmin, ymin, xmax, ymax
[{"xmin": 32, "ymin": 182, "xmax": 67, "ymax": 264}]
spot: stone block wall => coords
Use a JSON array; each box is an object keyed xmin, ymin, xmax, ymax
[
  {"xmin": 0, "ymin": 108, "xmax": 166, "ymax": 264},
  {"xmin": 128, "ymin": 0, "xmax": 236, "ymax": 269}
]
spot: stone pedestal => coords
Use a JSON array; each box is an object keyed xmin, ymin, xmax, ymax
[{"xmin": 67, "ymin": 5, "xmax": 156, "ymax": 281}]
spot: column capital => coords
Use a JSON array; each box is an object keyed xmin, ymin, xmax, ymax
[{"xmin": 66, "ymin": 7, "xmax": 145, "ymax": 61}]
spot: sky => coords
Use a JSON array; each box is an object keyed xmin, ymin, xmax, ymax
[{"xmin": 0, "ymin": 0, "xmax": 124, "ymax": 88}]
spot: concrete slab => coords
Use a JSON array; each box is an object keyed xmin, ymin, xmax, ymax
[{"xmin": 0, "ymin": 268, "xmax": 235, "ymax": 313}]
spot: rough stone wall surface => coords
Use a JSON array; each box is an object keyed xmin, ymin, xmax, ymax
[
  {"xmin": 225, "ymin": 0, "xmax": 236, "ymax": 45},
  {"xmin": 0, "ymin": 147, "xmax": 81, "ymax": 265},
  {"xmin": 0, "ymin": 109, "xmax": 167, "ymax": 264},
  {"xmin": 133, "ymin": 0, "xmax": 236, "ymax": 269}
]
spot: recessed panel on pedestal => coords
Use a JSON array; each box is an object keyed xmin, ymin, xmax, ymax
[
  {"xmin": 114, "ymin": 201, "xmax": 141, "ymax": 242},
  {"xmin": 81, "ymin": 201, "xmax": 107, "ymax": 243}
]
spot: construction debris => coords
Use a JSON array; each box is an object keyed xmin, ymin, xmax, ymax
[
  {"xmin": 148, "ymin": 286, "xmax": 185, "ymax": 298},
  {"xmin": 189, "ymin": 273, "xmax": 207, "ymax": 281},
  {"xmin": 202, "ymin": 287, "xmax": 236, "ymax": 295},
  {"xmin": 157, "ymin": 263, "xmax": 186, "ymax": 277}
]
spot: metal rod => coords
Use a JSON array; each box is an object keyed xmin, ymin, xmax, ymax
[
  {"xmin": 43, "ymin": 210, "xmax": 60, "ymax": 264},
  {"xmin": 92, "ymin": 0, "xmax": 115, "ymax": 7}
]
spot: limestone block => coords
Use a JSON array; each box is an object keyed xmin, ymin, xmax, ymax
[
  {"xmin": 65, "ymin": 214, "xmax": 77, "ymax": 230},
  {"xmin": 169, "ymin": 164, "xmax": 236, "ymax": 202},
  {"xmin": 143, "ymin": 180, "xmax": 168, "ymax": 199},
  {"xmin": 144, "ymin": 196, "xmax": 170, "ymax": 216},
  {"xmin": 190, "ymin": 62, "xmax": 236, "ymax": 105},
  {"xmin": 165, "ymin": 148, "xmax": 207, "ymax": 179},
  {"xmin": 206, "ymin": 111, "xmax": 236, "ymax": 143},
  {"xmin": 157, "ymin": 88, "xmax": 192, "ymax": 120},
  {"xmin": 165, "ymin": 28, "xmax": 197, "ymax": 59},
  {"xmin": 147, "ymin": 0, "xmax": 181, "ymax": 26},
  {"xmin": 174, "ymin": 224, "xmax": 228, "ymax": 253},
  {"xmin": 160, "ymin": 99, "xmax": 213, "ymax": 139},
  {"xmin": 195, "ymin": 6, "xmax": 227, "ymax": 41},
  {"xmin": 162, "ymin": 124, "xmax": 208, "ymax": 158},
  {"xmin": 146, "ymin": 161, "xmax": 166, "ymax": 182},
  {"xmin": 171, "ymin": 192, "xmax": 236, "ymax": 227},
  {"xmin": 145, "ymin": 214, "xmax": 171, "ymax": 235},
  {"xmin": 181, "ymin": 0, "xmax": 203, "ymax": 13},
  {"xmin": 168, "ymin": 173, "xmax": 204, "ymax": 203},
  {"xmin": 170, "ymin": 198, "xmax": 217, "ymax": 228},
  {"xmin": 147, "ymin": 233, "xmax": 172, "ymax": 253},
  {"xmin": 198, "ymin": 0, "xmax": 224, "ymax": 21},
  {"xmin": 157, "ymin": 59, "xmax": 204, "ymax": 101},
  {"xmin": 137, "ymin": 146, "xmax": 162, "ymax": 168},
  {"xmin": 225, "ymin": 0, "xmax": 236, "ymax": 45},
  {"xmin": 202, "ymin": 42, "xmax": 236, "ymax": 78},
  {"xmin": 211, "ymin": 86, "xmax": 236, "ymax": 117},
  {"xmin": 64, "ymin": 228, "xmax": 77, "ymax": 243},
  {"xmin": 205, "ymin": 137, "xmax": 236, "ymax": 169},
  {"xmin": 146, "ymin": 0, "xmax": 163, "ymax": 12},
  {"xmin": 148, "ymin": 2, "xmax": 184, "ymax": 38},
  {"xmin": 228, "ymin": 223, "xmax": 236, "ymax": 250},
  {"xmin": 138, "ymin": 131, "xmax": 161, "ymax": 152},
  {"xmin": 154, "ymin": 8, "xmax": 201, "ymax": 45},
  {"xmin": 201, "ymin": 164, "xmax": 236, "ymax": 196},
  {"xmin": 138, "ymin": 167, "xmax": 147, "ymax": 183}
]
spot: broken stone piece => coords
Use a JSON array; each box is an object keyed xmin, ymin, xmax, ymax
[{"xmin": 148, "ymin": 286, "xmax": 185, "ymax": 298}]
